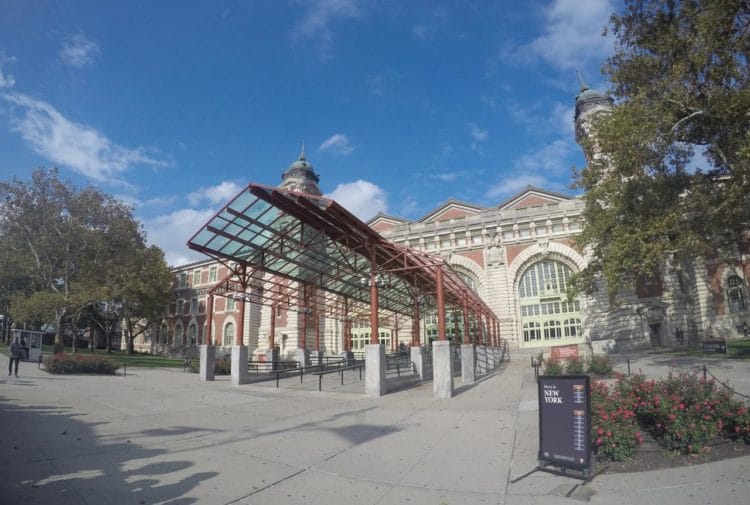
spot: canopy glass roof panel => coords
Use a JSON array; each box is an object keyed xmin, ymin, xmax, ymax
[{"xmin": 187, "ymin": 183, "xmax": 496, "ymax": 319}]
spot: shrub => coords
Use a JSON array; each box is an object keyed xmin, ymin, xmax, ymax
[
  {"xmin": 587, "ymin": 354, "xmax": 613, "ymax": 375},
  {"xmin": 565, "ymin": 355, "xmax": 586, "ymax": 375},
  {"xmin": 44, "ymin": 353, "xmax": 120, "ymax": 375},
  {"xmin": 590, "ymin": 380, "xmax": 643, "ymax": 461},
  {"xmin": 543, "ymin": 357, "xmax": 564, "ymax": 375},
  {"xmin": 189, "ymin": 357, "xmax": 231, "ymax": 375}
]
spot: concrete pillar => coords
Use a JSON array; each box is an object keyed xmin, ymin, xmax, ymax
[
  {"xmin": 297, "ymin": 348, "xmax": 309, "ymax": 367},
  {"xmin": 231, "ymin": 345, "xmax": 248, "ymax": 385},
  {"xmin": 476, "ymin": 345, "xmax": 487, "ymax": 375},
  {"xmin": 199, "ymin": 345, "xmax": 216, "ymax": 381},
  {"xmin": 487, "ymin": 345, "xmax": 496, "ymax": 369},
  {"xmin": 268, "ymin": 346, "xmax": 279, "ymax": 369},
  {"xmin": 460, "ymin": 343, "xmax": 475, "ymax": 385},
  {"xmin": 432, "ymin": 340, "xmax": 454, "ymax": 399},
  {"xmin": 365, "ymin": 343, "xmax": 386, "ymax": 397},
  {"xmin": 411, "ymin": 345, "xmax": 424, "ymax": 381}
]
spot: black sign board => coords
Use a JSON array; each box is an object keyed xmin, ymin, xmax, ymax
[
  {"xmin": 538, "ymin": 375, "xmax": 591, "ymax": 473},
  {"xmin": 702, "ymin": 340, "xmax": 727, "ymax": 354}
]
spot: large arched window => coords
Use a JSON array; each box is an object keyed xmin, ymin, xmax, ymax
[
  {"xmin": 188, "ymin": 323, "xmax": 197, "ymax": 345},
  {"xmin": 175, "ymin": 324, "xmax": 184, "ymax": 346},
  {"xmin": 223, "ymin": 322, "xmax": 234, "ymax": 346},
  {"xmin": 727, "ymin": 275, "xmax": 746, "ymax": 313},
  {"xmin": 518, "ymin": 259, "xmax": 582, "ymax": 347}
]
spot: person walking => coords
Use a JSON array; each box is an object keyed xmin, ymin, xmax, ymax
[{"xmin": 8, "ymin": 336, "xmax": 21, "ymax": 377}]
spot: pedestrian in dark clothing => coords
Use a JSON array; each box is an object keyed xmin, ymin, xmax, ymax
[{"xmin": 9, "ymin": 336, "xmax": 21, "ymax": 377}]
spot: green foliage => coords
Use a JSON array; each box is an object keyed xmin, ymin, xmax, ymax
[
  {"xmin": 587, "ymin": 354, "xmax": 614, "ymax": 375},
  {"xmin": 0, "ymin": 169, "xmax": 172, "ymax": 352},
  {"xmin": 592, "ymin": 370, "xmax": 750, "ymax": 462},
  {"xmin": 189, "ymin": 357, "xmax": 231, "ymax": 375},
  {"xmin": 43, "ymin": 353, "xmax": 120, "ymax": 375},
  {"xmin": 591, "ymin": 381, "xmax": 643, "ymax": 461},
  {"xmin": 542, "ymin": 357, "xmax": 565, "ymax": 375},
  {"xmin": 573, "ymin": 0, "xmax": 750, "ymax": 294},
  {"xmin": 565, "ymin": 355, "xmax": 586, "ymax": 375}
]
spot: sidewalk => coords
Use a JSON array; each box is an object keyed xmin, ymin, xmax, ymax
[{"xmin": 0, "ymin": 352, "xmax": 748, "ymax": 504}]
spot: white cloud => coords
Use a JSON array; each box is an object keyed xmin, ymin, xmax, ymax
[
  {"xmin": 2, "ymin": 93, "xmax": 166, "ymax": 185},
  {"xmin": 325, "ymin": 180, "xmax": 388, "ymax": 221},
  {"xmin": 60, "ymin": 33, "xmax": 100, "ymax": 68},
  {"xmin": 513, "ymin": 139, "xmax": 574, "ymax": 173},
  {"xmin": 188, "ymin": 181, "xmax": 244, "ymax": 206},
  {"xmin": 143, "ymin": 208, "xmax": 217, "ymax": 267},
  {"xmin": 507, "ymin": 100, "xmax": 575, "ymax": 137},
  {"xmin": 469, "ymin": 123, "xmax": 488, "ymax": 143},
  {"xmin": 485, "ymin": 174, "xmax": 552, "ymax": 200},
  {"xmin": 0, "ymin": 52, "xmax": 16, "ymax": 89},
  {"xmin": 318, "ymin": 133, "xmax": 354, "ymax": 155},
  {"xmin": 498, "ymin": 0, "xmax": 614, "ymax": 72},
  {"xmin": 528, "ymin": 0, "xmax": 614, "ymax": 71},
  {"xmin": 468, "ymin": 122, "xmax": 488, "ymax": 152},
  {"xmin": 292, "ymin": 0, "xmax": 363, "ymax": 58}
]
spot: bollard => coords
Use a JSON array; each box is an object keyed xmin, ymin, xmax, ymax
[{"xmin": 123, "ymin": 360, "xmax": 127, "ymax": 376}]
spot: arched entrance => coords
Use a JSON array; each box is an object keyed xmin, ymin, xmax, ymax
[{"xmin": 518, "ymin": 259, "xmax": 583, "ymax": 348}]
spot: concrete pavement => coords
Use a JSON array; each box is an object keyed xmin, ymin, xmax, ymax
[{"xmin": 0, "ymin": 351, "xmax": 748, "ymax": 504}]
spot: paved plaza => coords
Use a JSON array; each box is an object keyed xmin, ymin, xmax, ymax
[{"xmin": 1, "ymin": 351, "xmax": 749, "ymax": 504}]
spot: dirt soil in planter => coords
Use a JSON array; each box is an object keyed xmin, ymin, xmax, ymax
[{"xmin": 599, "ymin": 431, "xmax": 750, "ymax": 474}]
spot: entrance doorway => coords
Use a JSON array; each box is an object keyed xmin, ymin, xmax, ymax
[{"xmin": 649, "ymin": 323, "xmax": 662, "ymax": 347}]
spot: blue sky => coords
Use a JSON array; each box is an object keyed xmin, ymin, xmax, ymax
[{"xmin": 0, "ymin": 0, "xmax": 616, "ymax": 266}]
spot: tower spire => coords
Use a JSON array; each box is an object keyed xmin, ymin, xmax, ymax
[
  {"xmin": 576, "ymin": 70, "xmax": 589, "ymax": 92},
  {"xmin": 299, "ymin": 141, "xmax": 306, "ymax": 161}
]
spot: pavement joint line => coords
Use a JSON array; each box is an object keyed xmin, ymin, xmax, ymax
[{"xmin": 224, "ymin": 468, "xmax": 307, "ymax": 504}]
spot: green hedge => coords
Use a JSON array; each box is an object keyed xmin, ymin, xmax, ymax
[{"xmin": 44, "ymin": 353, "xmax": 120, "ymax": 375}]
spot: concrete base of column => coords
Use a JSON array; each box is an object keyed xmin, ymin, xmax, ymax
[
  {"xmin": 411, "ymin": 346, "xmax": 424, "ymax": 381},
  {"xmin": 340, "ymin": 350, "xmax": 354, "ymax": 365},
  {"xmin": 432, "ymin": 340, "xmax": 454, "ymax": 399},
  {"xmin": 296, "ymin": 348, "xmax": 309, "ymax": 368},
  {"xmin": 488, "ymin": 346, "xmax": 496, "ymax": 369},
  {"xmin": 493, "ymin": 347, "xmax": 501, "ymax": 366},
  {"xmin": 460, "ymin": 344, "xmax": 475, "ymax": 385},
  {"xmin": 199, "ymin": 345, "xmax": 216, "ymax": 381},
  {"xmin": 365, "ymin": 344, "xmax": 386, "ymax": 397},
  {"xmin": 268, "ymin": 347, "xmax": 279, "ymax": 369},
  {"xmin": 231, "ymin": 345, "xmax": 248, "ymax": 385},
  {"xmin": 476, "ymin": 345, "xmax": 487, "ymax": 375},
  {"xmin": 310, "ymin": 350, "xmax": 322, "ymax": 366}
]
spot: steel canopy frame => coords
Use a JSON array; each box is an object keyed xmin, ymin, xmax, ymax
[{"xmin": 187, "ymin": 183, "xmax": 498, "ymax": 345}]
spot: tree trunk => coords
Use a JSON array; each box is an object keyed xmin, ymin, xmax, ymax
[
  {"xmin": 53, "ymin": 312, "xmax": 65, "ymax": 354},
  {"xmin": 126, "ymin": 318, "xmax": 134, "ymax": 355}
]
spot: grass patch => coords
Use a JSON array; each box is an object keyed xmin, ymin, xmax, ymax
[
  {"xmin": 1, "ymin": 344, "xmax": 186, "ymax": 368},
  {"xmin": 662, "ymin": 339, "xmax": 750, "ymax": 360}
]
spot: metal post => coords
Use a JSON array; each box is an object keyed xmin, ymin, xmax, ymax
[
  {"xmin": 436, "ymin": 265, "xmax": 446, "ymax": 341},
  {"xmin": 236, "ymin": 296, "xmax": 246, "ymax": 346},
  {"xmin": 269, "ymin": 304, "xmax": 276, "ymax": 350},
  {"xmin": 370, "ymin": 271, "xmax": 379, "ymax": 345},
  {"xmin": 206, "ymin": 295, "xmax": 214, "ymax": 345}
]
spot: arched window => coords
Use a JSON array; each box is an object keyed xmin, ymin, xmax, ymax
[
  {"xmin": 523, "ymin": 322, "xmax": 541, "ymax": 342},
  {"xmin": 188, "ymin": 323, "xmax": 197, "ymax": 345},
  {"xmin": 727, "ymin": 276, "xmax": 746, "ymax": 313},
  {"xmin": 518, "ymin": 259, "xmax": 582, "ymax": 347},
  {"xmin": 175, "ymin": 324, "xmax": 184, "ymax": 345},
  {"xmin": 223, "ymin": 322, "xmax": 235, "ymax": 346}
]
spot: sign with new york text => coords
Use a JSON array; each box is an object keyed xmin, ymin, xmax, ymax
[{"xmin": 537, "ymin": 375, "xmax": 591, "ymax": 472}]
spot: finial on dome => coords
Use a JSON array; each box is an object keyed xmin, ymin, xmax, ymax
[
  {"xmin": 576, "ymin": 70, "xmax": 589, "ymax": 92},
  {"xmin": 299, "ymin": 141, "xmax": 306, "ymax": 161}
]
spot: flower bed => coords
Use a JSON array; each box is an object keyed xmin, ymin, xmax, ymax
[
  {"xmin": 44, "ymin": 353, "xmax": 120, "ymax": 375},
  {"xmin": 591, "ymin": 371, "xmax": 750, "ymax": 461}
]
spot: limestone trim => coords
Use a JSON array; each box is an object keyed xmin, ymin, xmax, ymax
[
  {"xmin": 507, "ymin": 241, "xmax": 586, "ymax": 283},
  {"xmin": 446, "ymin": 254, "xmax": 486, "ymax": 297}
]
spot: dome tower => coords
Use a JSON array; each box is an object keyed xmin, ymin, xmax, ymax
[{"xmin": 279, "ymin": 144, "xmax": 322, "ymax": 196}]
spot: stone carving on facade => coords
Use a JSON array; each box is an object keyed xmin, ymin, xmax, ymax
[{"xmin": 487, "ymin": 241, "xmax": 504, "ymax": 267}]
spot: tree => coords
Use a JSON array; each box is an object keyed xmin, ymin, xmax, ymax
[
  {"xmin": 0, "ymin": 169, "xmax": 172, "ymax": 353},
  {"xmin": 574, "ymin": 0, "xmax": 750, "ymax": 294}
]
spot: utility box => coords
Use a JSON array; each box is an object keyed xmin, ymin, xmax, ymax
[{"xmin": 12, "ymin": 329, "xmax": 43, "ymax": 362}]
